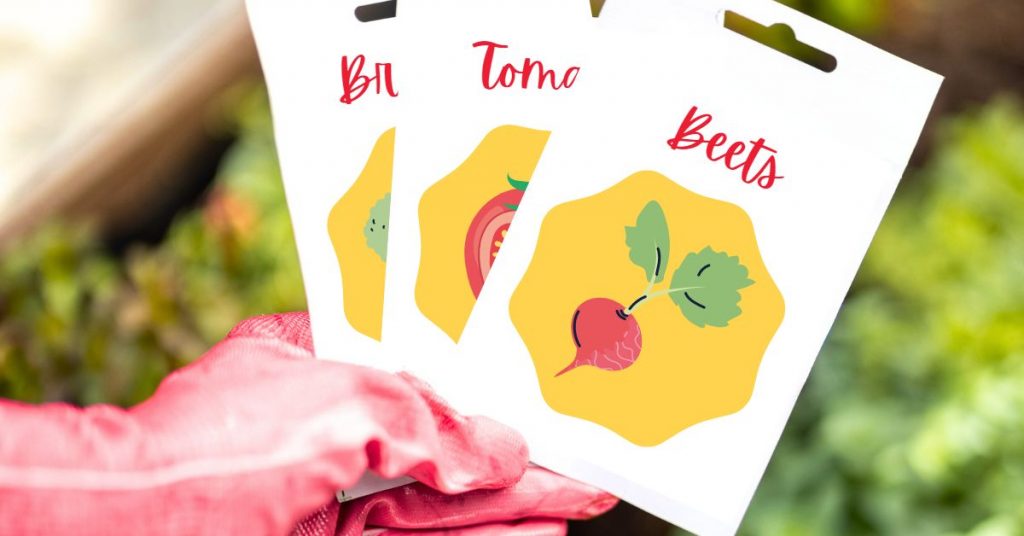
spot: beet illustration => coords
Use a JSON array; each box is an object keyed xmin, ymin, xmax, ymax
[
  {"xmin": 555, "ymin": 201, "xmax": 753, "ymax": 377},
  {"xmin": 556, "ymin": 298, "xmax": 643, "ymax": 377}
]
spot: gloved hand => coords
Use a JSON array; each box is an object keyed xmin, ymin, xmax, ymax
[{"xmin": 0, "ymin": 313, "xmax": 616, "ymax": 535}]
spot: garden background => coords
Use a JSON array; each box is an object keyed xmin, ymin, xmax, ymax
[{"xmin": 1, "ymin": 0, "xmax": 1021, "ymax": 533}]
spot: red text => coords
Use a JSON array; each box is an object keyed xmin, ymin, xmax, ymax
[
  {"xmin": 473, "ymin": 41, "xmax": 580, "ymax": 91},
  {"xmin": 340, "ymin": 54, "xmax": 398, "ymax": 105},
  {"xmin": 667, "ymin": 106, "xmax": 783, "ymax": 189}
]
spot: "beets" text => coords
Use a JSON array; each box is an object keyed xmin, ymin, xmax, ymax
[{"xmin": 667, "ymin": 106, "xmax": 783, "ymax": 189}]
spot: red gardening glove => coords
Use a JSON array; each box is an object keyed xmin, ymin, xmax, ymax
[{"xmin": 0, "ymin": 313, "xmax": 617, "ymax": 535}]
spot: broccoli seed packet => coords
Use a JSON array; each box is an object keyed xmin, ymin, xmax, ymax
[
  {"xmin": 439, "ymin": 1, "xmax": 942, "ymax": 533},
  {"xmin": 246, "ymin": 0, "xmax": 418, "ymax": 501},
  {"xmin": 246, "ymin": 0, "xmax": 403, "ymax": 369}
]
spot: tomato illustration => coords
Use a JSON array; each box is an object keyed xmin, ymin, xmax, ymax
[
  {"xmin": 416, "ymin": 126, "xmax": 549, "ymax": 343},
  {"xmin": 464, "ymin": 174, "xmax": 528, "ymax": 297}
]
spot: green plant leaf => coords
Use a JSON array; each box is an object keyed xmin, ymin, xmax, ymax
[
  {"xmin": 670, "ymin": 246, "xmax": 753, "ymax": 327},
  {"xmin": 625, "ymin": 201, "xmax": 670, "ymax": 283}
]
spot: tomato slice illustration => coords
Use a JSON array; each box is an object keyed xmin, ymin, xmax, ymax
[{"xmin": 464, "ymin": 175, "xmax": 528, "ymax": 297}]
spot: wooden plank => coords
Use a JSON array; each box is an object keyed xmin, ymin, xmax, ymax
[{"xmin": 0, "ymin": 2, "xmax": 260, "ymax": 245}]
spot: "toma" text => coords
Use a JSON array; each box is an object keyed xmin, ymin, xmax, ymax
[{"xmin": 473, "ymin": 41, "xmax": 580, "ymax": 91}]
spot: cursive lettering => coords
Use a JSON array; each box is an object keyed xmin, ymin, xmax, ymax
[{"xmin": 667, "ymin": 106, "xmax": 783, "ymax": 189}]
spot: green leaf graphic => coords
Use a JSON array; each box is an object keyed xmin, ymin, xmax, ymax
[
  {"xmin": 625, "ymin": 201, "xmax": 670, "ymax": 283},
  {"xmin": 507, "ymin": 174, "xmax": 530, "ymax": 192},
  {"xmin": 670, "ymin": 246, "xmax": 753, "ymax": 327},
  {"xmin": 363, "ymin": 193, "xmax": 390, "ymax": 262}
]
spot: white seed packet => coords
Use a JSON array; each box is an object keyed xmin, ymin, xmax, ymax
[
  {"xmin": 438, "ymin": 1, "xmax": 942, "ymax": 534},
  {"xmin": 246, "ymin": 0, "xmax": 402, "ymax": 369},
  {"xmin": 381, "ymin": 0, "xmax": 595, "ymax": 366}
]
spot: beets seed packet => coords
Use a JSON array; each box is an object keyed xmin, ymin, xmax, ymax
[{"xmin": 441, "ymin": 0, "xmax": 942, "ymax": 533}]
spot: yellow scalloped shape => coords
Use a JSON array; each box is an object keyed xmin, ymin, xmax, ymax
[
  {"xmin": 510, "ymin": 171, "xmax": 785, "ymax": 446},
  {"xmin": 415, "ymin": 125, "xmax": 550, "ymax": 342},
  {"xmin": 327, "ymin": 128, "xmax": 394, "ymax": 341}
]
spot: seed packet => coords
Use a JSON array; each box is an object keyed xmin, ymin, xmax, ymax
[
  {"xmin": 246, "ymin": 0, "xmax": 402, "ymax": 368},
  {"xmin": 379, "ymin": 0, "xmax": 595, "ymax": 365},
  {"xmin": 246, "ymin": 0, "xmax": 418, "ymax": 502},
  {"xmin": 443, "ymin": 1, "xmax": 943, "ymax": 533}
]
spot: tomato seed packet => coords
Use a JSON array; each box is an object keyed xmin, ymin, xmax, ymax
[
  {"xmin": 381, "ymin": 0, "xmax": 595, "ymax": 365},
  {"xmin": 440, "ymin": 1, "xmax": 942, "ymax": 533},
  {"xmin": 246, "ymin": 0, "xmax": 404, "ymax": 369}
]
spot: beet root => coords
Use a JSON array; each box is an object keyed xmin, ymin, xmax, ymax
[{"xmin": 556, "ymin": 298, "xmax": 643, "ymax": 377}]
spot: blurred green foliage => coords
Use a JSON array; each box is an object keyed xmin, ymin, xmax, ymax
[
  {"xmin": 590, "ymin": 0, "xmax": 884, "ymax": 35},
  {"xmin": 780, "ymin": 0, "xmax": 885, "ymax": 35},
  {"xmin": 0, "ymin": 88, "xmax": 305, "ymax": 406},
  {"xmin": 741, "ymin": 98, "xmax": 1024, "ymax": 535}
]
